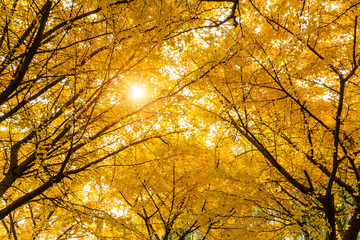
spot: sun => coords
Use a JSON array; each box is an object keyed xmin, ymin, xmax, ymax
[{"xmin": 130, "ymin": 86, "xmax": 145, "ymax": 100}]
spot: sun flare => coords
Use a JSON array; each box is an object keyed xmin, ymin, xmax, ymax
[{"xmin": 131, "ymin": 86, "xmax": 145, "ymax": 100}]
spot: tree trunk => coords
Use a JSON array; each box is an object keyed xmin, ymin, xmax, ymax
[
  {"xmin": 321, "ymin": 195, "xmax": 337, "ymax": 240},
  {"xmin": 343, "ymin": 207, "xmax": 360, "ymax": 240}
]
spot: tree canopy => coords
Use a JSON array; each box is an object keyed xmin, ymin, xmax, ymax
[{"xmin": 1, "ymin": 0, "xmax": 360, "ymax": 239}]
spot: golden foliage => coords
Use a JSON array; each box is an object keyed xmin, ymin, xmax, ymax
[{"xmin": 1, "ymin": 0, "xmax": 360, "ymax": 239}]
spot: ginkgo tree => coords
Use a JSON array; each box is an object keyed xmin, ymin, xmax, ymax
[
  {"xmin": 3, "ymin": 0, "xmax": 360, "ymax": 239},
  {"xmin": 0, "ymin": 0, "xmax": 217, "ymax": 238},
  {"xmin": 0, "ymin": 0, "xmax": 163, "ymax": 237},
  {"xmin": 192, "ymin": 0, "xmax": 360, "ymax": 239},
  {"xmin": 0, "ymin": 0, "xmax": 236, "ymax": 239}
]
